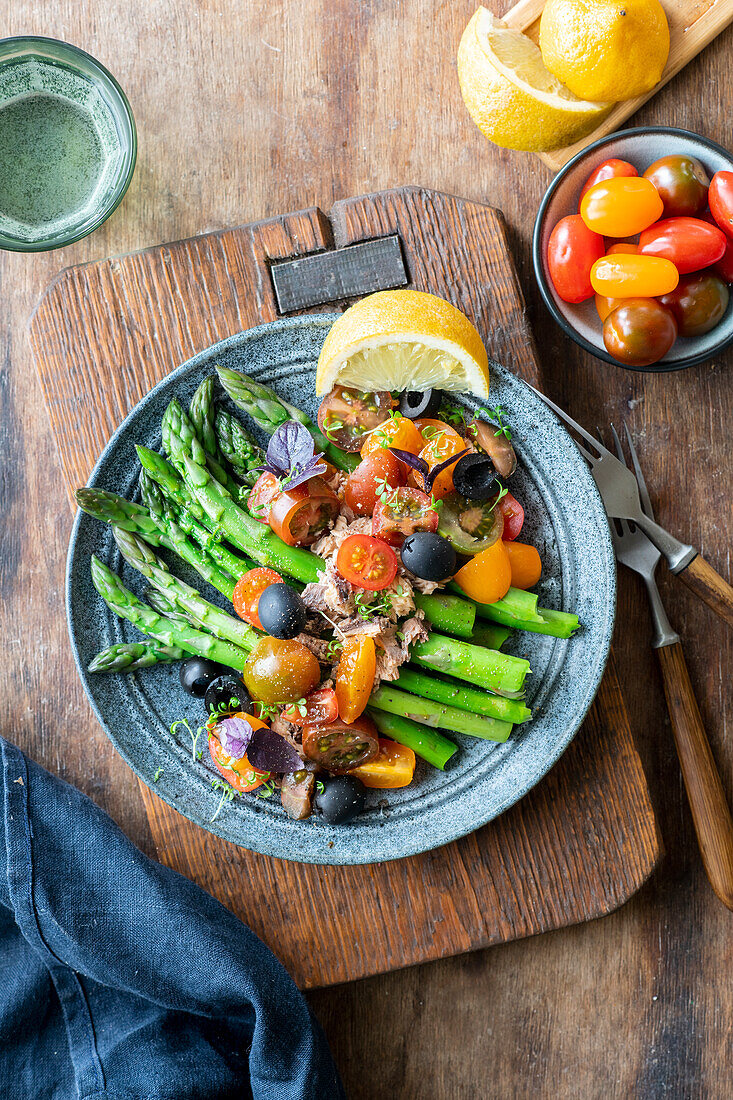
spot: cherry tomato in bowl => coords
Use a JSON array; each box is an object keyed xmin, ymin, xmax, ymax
[
  {"xmin": 659, "ymin": 273, "xmax": 729, "ymax": 337},
  {"xmin": 580, "ymin": 177, "xmax": 664, "ymax": 237},
  {"xmin": 578, "ymin": 158, "xmax": 637, "ymax": 203},
  {"xmin": 546, "ymin": 214, "xmax": 605, "ymax": 303},
  {"xmin": 244, "ymin": 637, "xmax": 321, "ymax": 705},
  {"xmin": 411, "ymin": 424, "xmax": 467, "ymax": 500},
  {"xmin": 268, "ymin": 476, "xmax": 340, "ymax": 546},
  {"xmin": 496, "ymin": 492, "xmax": 524, "ymax": 541},
  {"xmin": 643, "ymin": 155, "xmax": 709, "ymax": 217},
  {"xmin": 343, "ymin": 448, "xmax": 405, "ymax": 516},
  {"xmin": 708, "ymin": 170, "xmax": 733, "ymax": 238},
  {"xmin": 317, "ymin": 386, "xmax": 394, "ymax": 452},
  {"xmin": 350, "ymin": 738, "xmax": 416, "ymax": 789},
  {"xmin": 336, "ymin": 532, "xmax": 399, "ymax": 590},
  {"xmin": 638, "ymin": 217, "xmax": 726, "ymax": 273},
  {"xmin": 233, "ymin": 567, "xmax": 282, "ymax": 629},
  {"xmin": 372, "ymin": 487, "xmax": 439, "ymax": 547},
  {"xmin": 590, "ymin": 254, "xmax": 679, "ymax": 298},
  {"xmin": 603, "ymin": 299, "xmax": 677, "ymax": 367}
]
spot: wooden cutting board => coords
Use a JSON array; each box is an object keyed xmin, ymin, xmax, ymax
[{"xmin": 29, "ymin": 185, "xmax": 661, "ymax": 989}]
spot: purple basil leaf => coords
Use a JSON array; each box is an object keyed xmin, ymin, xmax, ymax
[
  {"xmin": 266, "ymin": 421, "xmax": 315, "ymax": 476},
  {"xmin": 388, "ymin": 448, "xmax": 429, "ymax": 477},
  {"xmin": 246, "ymin": 727, "xmax": 303, "ymax": 773},
  {"xmin": 217, "ymin": 715, "xmax": 254, "ymax": 760},
  {"xmin": 284, "ymin": 455, "xmax": 328, "ymax": 491},
  {"xmin": 425, "ymin": 448, "xmax": 469, "ymax": 493}
]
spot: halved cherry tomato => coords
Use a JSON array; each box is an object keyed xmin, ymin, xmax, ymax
[
  {"xmin": 335, "ymin": 635, "xmax": 376, "ymax": 723},
  {"xmin": 233, "ymin": 567, "xmax": 282, "ymax": 629},
  {"xmin": 302, "ymin": 714, "xmax": 380, "ymax": 773},
  {"xmin": 410, "ymin": 421, "xmax": 467, "ymax": 499},
  {"xmin": 360, "ymin": 413, "xmax": 424, "ymax": 460},
  {"xmin": 709, "ymin": 171, "xmax": 733, "ymax": 238},
  {"xmin": 505, "ymin": 541, "xmax": 542, "ymax": 590},
  {"xmin": 317, "ymin": 386, "xmax": 394, "ymax": 452},
  {"xmin": 579, "ymin": 159, "xmax": 638, "ymax": 203},
  {"xmin": 414, "ymin": 417, "xmax": 465, "ymax": 442},
  {"xmin": 546, "ymin": 214, "xmax": 605, "ymax": 304},
  {"xmin": 638, "ymin": 217, "xmax": 726, "ymax": 274},
  {"xmin": 643, "ymin": 155, "xmax": 709, "ymax": 218},
  {"xmin": 590, "ymin": 254, "xmax": 679, "ymax": 298},
  {"xmin": 343, "ymin": 448, "xmax": 406, "ymax": 516},
  {"xmin": 580, "ymin": 177, "xmax": 664, "ymax": 238},
  {"xmin": 336, "ymin": 533, "xmax": 399, "ymax": 590},
  {"xmin": 350, "ymin": 738, "xmax": 416, "ymax": 789},
  {"xmin": 496, "ymin": 492, "xmax": 524, "ymax": 541},
  {"xmin": 208, "ymin": 712, "xmax": 270, "ymax": 793},
  {"xmin": 467, "ymin": 419, "xmax": 516, "ymax": 479},
  {"xmin": 268, "ymin": 476, "xmax": 340, "ymax": 546},
  {"xmin": 454, "ymin": 539, "xmax": 512, "ymax": 604},
  {"xmin": 283, "ymin": 687, "xmax": 339, "ymax": 726},
  {"xmin": 372, "ymin": 487, "xmax": 439, "ymax": 547},
  {"xmin": 247, "ymin": 471, "xmax": 280, "ymax": 523}
]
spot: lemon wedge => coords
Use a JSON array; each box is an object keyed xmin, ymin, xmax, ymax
[
  {"xmin": 316, "ymin": 290, "xmax": 490, "ymax": 398},
  {"xmin": 457, "ymin": 7, "xmax": 610, "ymax": 152}
]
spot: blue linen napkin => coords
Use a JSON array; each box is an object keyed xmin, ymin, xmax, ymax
[{"xmin": 0, "ymin": 736, "xmax": 345, "ymax": 1100}]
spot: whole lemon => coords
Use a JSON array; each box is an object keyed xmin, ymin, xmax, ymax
[{"xmin": 539, "ymin": 0, "xmax": 670, "ymax": 103}]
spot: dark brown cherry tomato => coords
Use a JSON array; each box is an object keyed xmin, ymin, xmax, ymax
[
  {"xmin": 302, "ymin": 714, "xmax": 380, "ymax": 773},
  {"xmin": 371, "ymin": 486, "xmax": 439, "ymax": 547},
  {"xmin": 247, "ymin": 471, "xmax": 280, "ymax": 523},
  {"xmin": 467, "ymin": 418, "xmax": 517, "ymax": 478},
  {"xmin": 283, "ymin": 687, "xmax": 339, "ymax": 726},
  {"xmin": 546, "ymin": 214, "xmax": 605, "ymax": 304},
  {"xmin": 343, "ymin": 449, "xmax": 406, "ymax": 516},
  {"xmin": 578, "ymin": 158, "xmax": 638, "ymax": 203},
  {"xmin": 659, "ymin": 273, "xmax": 729, "ymax": 337},
  {"xmin": 243, "ymin": 637, "xmax": 321, "ymax": 705},
  {"xmin": 335, "ymin": 533, "xmax": 399, "ymax": 590},
  {"xmin": 638, "ymin": 217, "xmax": 726, "ymax": 274},
  {"xmin": 708, "ymin": 171, "xmax": 733, "ymax": 238},
  {"xmin": 232, "ymin": 567, "xmax": 282, "ymax": 629},
  {"xmin": 317, "ymin": 386, "xmax": 394, "ymax": 452},
  {"xmin": 603, "ymin": 299, "xmax": 678, "ymax": 368},
  {"xmin": 268, "ymin": 476, "xmax": 340, "ymax": 546},
  {"xmin": 643, "ymin": 155, "xmax": 710, "ymax": 218}
]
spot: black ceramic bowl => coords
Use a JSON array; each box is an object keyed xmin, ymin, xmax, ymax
[{"xmin": 533, "ymin": 127, "xmax": 733, "ymax": 372}]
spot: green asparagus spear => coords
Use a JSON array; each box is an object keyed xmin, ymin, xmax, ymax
[
  {"xmin": 216, "ymin": 365, "xmax": 359, "ymax": 472},
  {"xmin": 162, "ymin": 398, "xmax": 241, "ymax": 499},
  {"xmin": 412, "ymin": 590, "xmax": 475, "ymax": 638},
  {"xmin": 88, "ymin": 640, "xmax": 186, "ymax": 673},
  {"xmin": 136, "ymin": 446, "xmax": 211, "ymax": 527},
  {"xmin": 369, "ymin": 684, "xmax": 512, "ymax": 742},
  {"xmin": 411, "ymin": 633, "xmax": 529, "ymax": 696},
  {"xmin": 449, "ymin": 582, "xmax": 580, "ymax": 638},
  {"xmin": 366, "ymin": 709, "xmax": 457, "ymax": 770},
  {"xmin": 396, "ymin": 667, "xmax": 531, "ymax": 724},
  {"xmin": 214, "ymin": 408, "xmax": 264, "ymax": 486},
  {"xmin": 90, "ymin": 556, "xmax": 249, "ymax": 671},
  {"xmin": 469, "ymin": 622, "xmax": 513, "ymax": 651},
  {"xmin": 145, "ymin": 587, "xmax": 199, "ymax": 627},
  {"xmin": 112, "ymin": 527, "xmax": 257, "ymax": 651},
  {"xmin": 189, "ymin": 377, "xmax": 223, "ymax": 462}
]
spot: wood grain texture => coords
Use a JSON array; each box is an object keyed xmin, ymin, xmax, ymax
[
  {"xmin": 677, "ymin": 553, "xmax": 733, "ymax": 628},
  {"xmin": 504, "ymin": 0, "xmax": 733, "ymax": 170},
  {"xmin": 657, "ymin": 640, "xmax": 733, "ymax": 908},
  {"xmin": 29, "ymin": 185, "xmax": 661, "ymax": 988},
  {"xmin": 3, "ymin": 1, "xmax": 732, "ymax": 1095}
]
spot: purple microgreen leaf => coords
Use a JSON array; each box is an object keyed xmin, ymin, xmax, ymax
[
  {"xmin": 388, "ymin": 448, "xmax": 429, "ymax": 477},
  {"xmin": 424, "ymin": 448, "xmax": 469, "ymax": 494},
  {"xmin": 216, "ymin": 715, "xmax": 254, "ymax": 760},
  {"xmin": 246, "ymin": 727, "xmax": 303, "ymax": 773},
  {"xmin": 261, "ymin": 421, "xmax": 327, "ymax": 489}
]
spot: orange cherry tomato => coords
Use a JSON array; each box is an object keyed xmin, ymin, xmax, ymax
[
  {"xmin": 335, "ymin": 635, "xmax": 377, "ymax": 724},
  {"xmin": 233, "ymin": 567, "xmax": 282, "ymax": 629},
  {"xmin": 409, "ymin": 421, "xmax": 467, "ymax": 499},
  {"xmin": 606, "ymin": 242, "xmax": 639, "ymax": 255},
  {"xmin": 413, "ymin": 418, "xmax": 463, "ymax": 442},
  {"xmin": 595, "ymin": 293, "xmax": 626, "ymax": 322},
  {"xmin": 350, "ymin": 738, "xmax": 416, "ymax": 789},
  {"xmin": 505, "ymin": 542, "xmax": 542, "ymax": 590},
  {"xmin": 360, "ymin": 414, "xmax": 424, "ymax": 459},
  {"xmin": 208, "ymin": 711, "xmax": 270, "ymax": 793},
  {"xmin": 590, "ymin": 254, "xmax": 679, "ymax": 298},
  {"xmin": 580, "ymin": 177, "xmax": 664, "ymax": 238},
  {"xmin": 454, "ymin": 539, "xmax": 512, "ymax": 605}
]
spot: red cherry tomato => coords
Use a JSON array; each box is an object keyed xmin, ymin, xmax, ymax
[
  {"xmin": 579, "ymin": 158, "xmax": 637, "ymax": 203},
  {"xmin": 343, "ymin": 449, "xmax": 406, "ymax": 516},
  {"xmin": 580, "ymin": 177, "xmax": 664, "ymax": 237},
  {"xmin": 247, "ymin": 471, "xmax": 280, "ymax": 523},
  {"xmin": 268, "ymin": 476, "xmax": 340, "ymax": 546},
  {"xmin": 496, "ymin": 492, "xmax": 524, "ymax": 541},
  {"xmin": 603, "ymin": 299, "xmax": 677, "ymax": 368},
  {"xmin": 713, "ymin": 236, "xmax": 733, "ymax": 283},
  {"xmin": 708, "ymin": 171, "xmax": 733, "ymax": 238},
  {"xmin": 335, "ymin": 533, "xmax": 398, "ymax": 591},
  {"xmin": 638, "ymin": 217, "xmax": 726, "ymax": 274},
  {"xmin": 233, "ymin": 567, "xmax": 282, "ymax": 629},
  {"xmin": 372, "ymin": 486, "xmax": 439, "ymax": 547},
  {"xmin": 546, "ymin": 214, "xmax": 605, "ymax": 303},
  {"xmin": 282, "ymin": 687, "xmax": 339, "ymax": 726}
]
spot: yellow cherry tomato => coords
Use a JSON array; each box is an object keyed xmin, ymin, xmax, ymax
[
  {"xmin": 606, "ymin": 242, "xmax": 639, "ymax": 255},
  {"xmin": 350, "ymin": 738, "xmax": 416, "ymax": 789},
  {"xmin": 590, "ymin": 255, "xmax": 679, "ymax": 298},
  {"xmin": 595, "ymin": 293, "xmax": 625, "ymax": 321},
  {"xmin": 580, "ymin": 178, "xmax": 664, "ymax": 238},
  {"xmin": 360, "ymin": 414, "xmax": 423, "ymax": 459},
  {"xmin": 505, "ymin": 542, "xmax": 542, "ymax": 590},
  {"xmin": 454, "ymin": 539, "xmax": 512, "ymax": 604},
  {"xmin": 335, "ymin": 635, "xmax": 376, "ymax": 724}
]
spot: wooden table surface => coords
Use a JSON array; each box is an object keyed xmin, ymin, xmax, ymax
[{"xmin": 4, "ymin": 3, "xmax": 731, "ymax": 1096}]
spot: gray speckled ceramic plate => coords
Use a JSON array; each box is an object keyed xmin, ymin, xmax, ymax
[{"xmin": 67, "ymin": 315, "xmax": 615, "ymax": 865}]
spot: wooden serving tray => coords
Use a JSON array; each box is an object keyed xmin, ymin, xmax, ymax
[
  {"xmin": 503, "ymin": 0, "xmax": 733, "ymax": 170},
  {"xmin": 29, "ymin": 186, "xmax": 661, "ymax": 988}
]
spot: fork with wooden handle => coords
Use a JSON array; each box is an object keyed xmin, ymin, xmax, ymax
[{"xmin": 608, "ymin": 424, "xmax": 733, "ymax": 910}]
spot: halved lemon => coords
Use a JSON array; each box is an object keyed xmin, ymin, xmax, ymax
[
  {"xmin": 457, "ymin": 8, "xmax": 610, "ymax": 152},
  {"xmin": 316, "ymin": 289, "xmax": 490, "ymax": 398}
]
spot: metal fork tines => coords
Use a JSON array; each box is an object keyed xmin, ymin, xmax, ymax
[
  {"xmin": 529, "ymin": 386, "xmax": 696, "ymax": 573},
  {"xmin": 605, "ymin": 424, "xmax": 680, "ymax": 649}
]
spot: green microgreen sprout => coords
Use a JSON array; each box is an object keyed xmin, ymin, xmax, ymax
[
  {"xmin": 256, "ymin": 779, "xmax": 278, "ymax": 800},
  {"xmin": 476, "ymin": 404, "xmax": 512, "ymax": 440},
  {"xmin": 315, "ymin": 779, "xmax": 326, "ymax": 795},
  {"xmin": 210, "ymin": 778, "xmax": 238, "ymax": 821},
  {"xmin": 153, "ymin": 767, "xmax": 164, "ymax": 783},
  {"xmin": 171, "ymin": 718, "xmax": 205, "ymax": 762}
]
